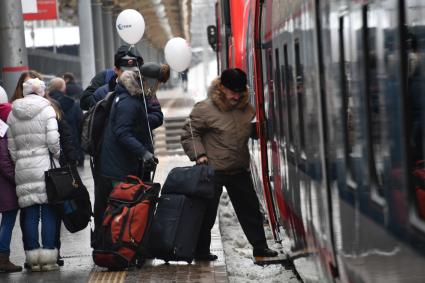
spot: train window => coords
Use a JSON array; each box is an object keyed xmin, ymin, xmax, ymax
[
  {"xmin": 266, "ymin": 49, "xmax": 275, "ymax": 140},
  {"xmin": 246, "ymin": 12, "xmax": 256, "ymax": 108},
  {"xmin": 363, "ymin": 5, "xmax": 387, "ymax": 203},
  {"xmin": 283, "ymin": 44, "xmax": 294, "ymax": 144},
  {"xmin": 275, "ymin": 48, "xmax": 285, "ymax": 141},
  {"xmin": 339, "ymin": 10, "xmax": 365, "ymax": 192},
  {"xmin": 222, "ymin": 0, "xmax": 231, "ymax": 29},
  {"xmin": 405, "ymin": 0, "xmax": 425, "ymax": 221},
  {"xmin": 294, "ymin": 40, "xmax": 305, "ymax": 152},
  {"xmin": 339, "ymin": 16, "xmax": 353, "ymax": 173},
  {"xmin": 340, "ymin": 17, "xmax": 355, "ymax": 154},
  {"xmin": 218, "ymin": 0, "xmax": 231, "ymax": 68}
]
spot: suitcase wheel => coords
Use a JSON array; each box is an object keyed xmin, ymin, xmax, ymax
[{"xmin": 135, "ymin": 259, "xmax": 145, "ymax": 268}]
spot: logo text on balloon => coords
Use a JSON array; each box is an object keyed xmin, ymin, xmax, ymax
[{"xmin": 117, "ymin": 24, "xmax": 132, "ymax": 30}]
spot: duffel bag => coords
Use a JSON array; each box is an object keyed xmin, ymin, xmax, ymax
[
  {"xmin": 161, "ymin": 165, "xmax": 215, "ymax": 199},
  {"xmin": 92, "ymin": 176, "xmax": 160, "ymax": 269},
  {"xmin": 109, "ymin": 175, "xmax": 158, "ymax": 204}
]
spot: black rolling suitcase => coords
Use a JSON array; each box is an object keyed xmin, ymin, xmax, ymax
[{"xmin": 150, "ymin": 193, "xmax": 206, "ymax": 263}]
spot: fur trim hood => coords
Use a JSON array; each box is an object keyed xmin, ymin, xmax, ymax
[
  {"xmin": 118, "ymin": 71, "xmax": 143, "ymax": 96},
  {"xmin": 208, "ymin": 77, "xmax": 250, "ymax": 112}
]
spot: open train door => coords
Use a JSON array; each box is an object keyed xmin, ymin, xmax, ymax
[{"xmin": 251, "ymin": 0, "xmax": 282, "ymax": 242}]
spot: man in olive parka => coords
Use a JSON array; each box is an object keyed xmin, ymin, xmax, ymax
[{"xmin": 181, "ymin": 68, "xmax": 278, "ymax": 260}]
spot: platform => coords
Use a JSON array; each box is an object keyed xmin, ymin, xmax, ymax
[{"xmin": 0, "ymin": 155, "xmax": 229, "ymax": 283}]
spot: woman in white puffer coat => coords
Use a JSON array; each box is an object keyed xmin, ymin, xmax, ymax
[{"xmin": 7, "ymin": 78, "xmax": 61, "ymax": 272}]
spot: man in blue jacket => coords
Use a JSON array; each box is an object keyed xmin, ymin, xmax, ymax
[
  {"xmin": 91, "ymin": 70, "xmax": 163, "ymax": 238},
  {"xmin": 100, "ymin": 70, "xmax": 161, "ymax": 180},
  {"xmin": 81, "ymin": 47, "xmax": 164, "ymax": 237}
]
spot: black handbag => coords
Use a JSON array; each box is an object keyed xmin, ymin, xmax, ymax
[
  {"xmin": 45, "ymin": 154, "xmax": 92, "ymax": 233},
  {"xmin": 45, "ymin": 154, "xmax": 81, "ymax": 203},
  {"xmin": 55, "ymin": 189, "xmax": 92, "ymax": 233},
  {"xmin": 161, "ymin": 164, "xmax": 215, "ymax": 199}
]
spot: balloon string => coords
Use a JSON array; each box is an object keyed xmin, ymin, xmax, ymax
[{"xmin": 131, "ymin": 44, "xmax": 155, "ymax": 152}]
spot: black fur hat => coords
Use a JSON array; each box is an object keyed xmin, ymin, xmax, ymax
[
  {"xmin": 114, "ymin": 45, "xmax": 144, "ymax": 69},
  {"xmin": 220, "ymin": 68, "xmax": 247, "ymax": 92}
]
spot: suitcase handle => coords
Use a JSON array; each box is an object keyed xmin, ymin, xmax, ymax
[
  {"xmin": 125, "ymin": 175, "xmax": 143, "ymax": 184},
  {"xmin": 120, "ymin": 175, "xmax": 153, "ymax": 193}
]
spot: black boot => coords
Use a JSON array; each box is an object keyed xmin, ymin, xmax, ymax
[
  {"xmin": 57, "ymin": 254, "xmax": 64, "ymax": 266},
  {"xmin": 253, "ymin": 247, "xmax": 278, "ymax": 257},
  {"xmin": 194, "ymin": 253, "xmax": 218, "ymax": 261}
]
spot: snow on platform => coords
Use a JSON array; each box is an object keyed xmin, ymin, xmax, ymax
[{"xmin": 219, "ymin": 192, "xmax": 301, "ymax": 283}]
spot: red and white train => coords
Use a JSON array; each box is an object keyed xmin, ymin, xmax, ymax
[{"xmin": 210, "ymin": 0, "xmax": 425, "ymax": 282}]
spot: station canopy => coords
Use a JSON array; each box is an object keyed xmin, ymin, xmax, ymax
[{"xmin": 58, "ymin": 0, "xmax": 191, "ymax": 50}]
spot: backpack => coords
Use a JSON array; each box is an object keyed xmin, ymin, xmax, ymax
[
  {"xmin": 92, "ymin": 176, "xmax": 160, "ymax": 269},
  {"xmin": 80, "ymin": 91, "xmax": 116, "ymax": 156}
]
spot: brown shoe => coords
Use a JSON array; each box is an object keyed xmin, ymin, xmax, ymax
[{"xmin": 0, "ymin": 253, "xmax": 22, "ymax": 273}]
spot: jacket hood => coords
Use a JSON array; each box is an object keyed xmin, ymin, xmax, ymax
[
  {"xmin": 49, "ymin": 90, "xmax": 74, "ymax": 112},
  {"xmin": 208, "ymin": 77, "xmax": 250, "ymax": 112},
  {"xmin": 11, "ymin": 95, "xmax": 51, "ymax": 120},
  {"xmin": 0, "ymin": 103, "xmax": 12, "ymax": 122},
  {"xmin": 117, "ymin": 71, "xmax": 143, "ymax": 96}
]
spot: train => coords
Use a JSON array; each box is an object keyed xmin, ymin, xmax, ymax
[{"xmin": 208, "ymin": 0, "xmax": 425, "ymax": 282}]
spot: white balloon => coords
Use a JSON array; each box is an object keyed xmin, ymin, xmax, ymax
[
  {"xmin": 116, "ymin": 9, "xmax": 145, "ymax": 44},
  {"xmin": 164, "ymin": 37, "xmax": 192, "ymax": 72}
]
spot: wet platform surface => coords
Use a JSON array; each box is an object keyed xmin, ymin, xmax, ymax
[
  {"xmin": 0, "ymin": 154, "xmax": 229, "ymax": 283},
  {"xmin": 87, "ymin": 218, "xmax": 227, "ymax": 283}
]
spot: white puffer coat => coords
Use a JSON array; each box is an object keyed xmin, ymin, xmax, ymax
[{"xmin": 7, "ymin": 95, "xmax": 60, "ymax": 208}]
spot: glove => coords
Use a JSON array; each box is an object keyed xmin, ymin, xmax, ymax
[
  {"xmin": 196, "ymin": 155, "xmax": 208, "ymax": 165},
  {"xmin": 142, "ymin": 151, "xmax": 158, "ymax": 167}
]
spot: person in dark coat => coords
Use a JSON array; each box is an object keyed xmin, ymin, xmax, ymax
[
  {"xmin": 100, "ymin": 70, "xmax": 162, "ymax": 179},
  {"xmin": 92, "ymin": 70, "xmax": 163, "ymax": 235},
  {"xmin": 181, "ymin": 68, "xmax": 278, "ymax": 260},
  {"xmin": 0, "ymin": 96, "xmax": 22, "ymax": 272},
  {"xmin": 62, "ymin": 73, "xmax": 83, "ymax": 101},
  {"xmin": 48, "ymin": 77, "xmax": 84, "ymax": 167}
]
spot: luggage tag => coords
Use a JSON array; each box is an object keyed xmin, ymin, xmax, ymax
[{"xmin": 0, "ymin": 119, "xmax": 9, "ymax": 138}]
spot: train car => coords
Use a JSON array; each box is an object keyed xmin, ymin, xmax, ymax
[{"xmin": 212, "ymin": 0, "xmax": 425, "ymax": 282}]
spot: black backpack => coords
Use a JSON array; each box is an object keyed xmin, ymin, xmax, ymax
[{"xmin": 80, "ymin": 91, "xmax": 116, "ymax": 156}]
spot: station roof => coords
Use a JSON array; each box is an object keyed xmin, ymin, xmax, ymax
[{"xmin": 59, "ymin": 0, "xmax": 191, "ymax": 50}]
